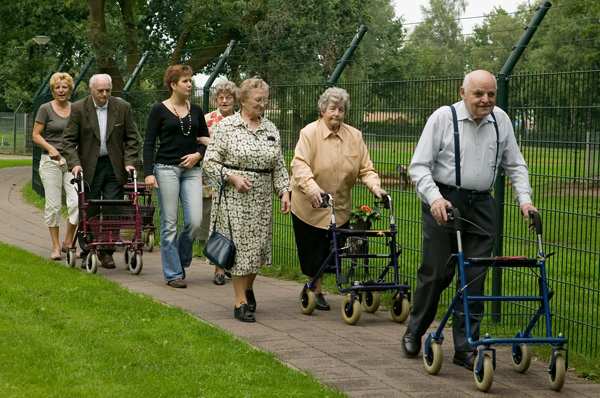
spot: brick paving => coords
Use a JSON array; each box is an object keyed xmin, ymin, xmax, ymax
[{"xmin": 1, "ymin": 166, "xmax": 598, "ymax": 397}]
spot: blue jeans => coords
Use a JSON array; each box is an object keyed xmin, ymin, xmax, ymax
[{"xmin": 155, "ymin": 164, "xmax": 203, "ymax": 281}]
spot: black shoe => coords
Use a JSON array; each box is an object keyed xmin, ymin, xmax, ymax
[
  {"xmin": 213, "ymin": 273, "xmax": 226, "ymax": 285},
  {"xmin": 167, "ymin": 278, "xmax": 187, "ymax": 288},
  {"xmin": 234, "ymin": 304, "xmax": 256, "ymax": 323},
  {"xmin": 99, "ymin": 253, "xmax": 116, "ymax": 269},
  {"xmin": 402, "ymin": 330, "xmax": 421, "ymax": 358},
  {"xmin": 453, "ymin": 351, "xmax": 476, "ymax": 371},
  {"xmin": 315, "ymin": 293, "xmax": 330, "ymax": 311},
  {"xmin": 245, "ymin": 288, "xmax": 256, "ymax": 312},
  {"xmin": 224, "ymin": 271, "xmax": 232, "ymax": 279}
]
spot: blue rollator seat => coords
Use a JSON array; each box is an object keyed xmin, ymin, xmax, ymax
[
  {"xmin": 299, "ymin": 193, "xmax": 411, "ymax": 325},
  {"xmin": 421, "ymin": 208, "xmax": 568, "ymax": 393}
]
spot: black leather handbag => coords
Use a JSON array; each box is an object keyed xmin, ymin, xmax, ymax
[{"xmin": 203, "ymin": 178, "xmax": 236, "ymax": 270}]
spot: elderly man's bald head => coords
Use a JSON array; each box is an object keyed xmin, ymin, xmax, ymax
[
  {"xmin": 460, "ymin": 70, "xmax": 497, "ymax": 123},
  {"xmin": 462, "ymin": 70, "xmax": 496, "ymax": 92}
]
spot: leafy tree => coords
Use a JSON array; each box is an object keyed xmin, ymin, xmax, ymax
[
  {"xmin": 0, "ymin": 0, "xmax": 88, "ymax": 110},
  {"xmin": 465, "ymin": 7, "xmax": 530, "ymax": 73},
  {"xmin": 400, "ymin": 0, "xmax": 466, "ymax": 78}
]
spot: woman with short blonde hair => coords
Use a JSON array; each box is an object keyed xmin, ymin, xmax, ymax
[
  {"xmin": 32, "ymin": 72, "xmax": 78, "ymax": 260},
  {"xmin": 203, "ymin": 77, "xmax": 290, "ymax": 322}
]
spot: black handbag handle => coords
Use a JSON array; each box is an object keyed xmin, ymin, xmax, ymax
[{"xmin": 212, "ymin": 169, "xmax": 234, "ymax": 238}]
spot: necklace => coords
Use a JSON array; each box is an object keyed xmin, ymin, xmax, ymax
[{"xmin": 171, "ymin": 100, "xmax": 192, "ymax": 136}]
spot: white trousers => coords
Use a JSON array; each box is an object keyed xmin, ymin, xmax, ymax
[{"xmin": 38, "ymin": 154, "xmax": 78, "ymax": 227}]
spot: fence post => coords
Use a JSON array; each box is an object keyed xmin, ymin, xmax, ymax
[
  {"xmin": 492, "ymin": 0, "xmax": 552, "ymax": 323},
  {"xmin": 202, "ymin": 40, "xmax": 236, "ymax": 112},
  {"xmin": 123, "ymin": 51, "xmax": 150, "ymax": 94},
  {"xmin": 12, "ymin": 102, "xmax": 23, "ymax": 154},
  {"xmin": 326, "ymin": 25, "xmax": 368, "ymax": 87}
]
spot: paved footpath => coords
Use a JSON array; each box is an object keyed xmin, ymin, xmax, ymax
[{"xmin": 1, "ymin": 166, "xmax": 598, "ymax": 397}]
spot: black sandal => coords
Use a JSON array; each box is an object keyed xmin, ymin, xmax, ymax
[
  {"xmin": 234, "ymin": 304, "xmax": 256, "ymax": 322},
  {"xmin": 245, "ymin": 288, "xmax": 256, "ymax": 312}
]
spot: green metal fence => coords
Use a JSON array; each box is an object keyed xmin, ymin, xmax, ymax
[
  {"xmin": 30, "ymin": 68, "xmax": 599, "ymax": 359},
  {"xmin": 267, "ymin": 71, "xmax": 600, "ymax": 359}
]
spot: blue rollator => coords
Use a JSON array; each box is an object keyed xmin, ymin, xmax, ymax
[
  {"xmin": 299, "ymin": 193, "xmax": 411, "ymax": 325},
  {"xmin": 422, "ymin": 208, "xmax": 568, "ymax": 392}
]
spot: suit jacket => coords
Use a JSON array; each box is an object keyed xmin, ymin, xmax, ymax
[{"xmin": 63, "ymin": 95, "xmax": 139, "ymax": 185}]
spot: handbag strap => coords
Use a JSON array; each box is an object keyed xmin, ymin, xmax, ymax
[{"xmin": 211, "ymin": 169, "xmax": 234, "ymax": 237}]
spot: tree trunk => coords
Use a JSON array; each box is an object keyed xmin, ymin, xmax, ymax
[
  {"xmin": 88, "ymin": 0, "xmax": 125, "ymax": 93},
  {"xmin": 118, "ymin": 0, "xmax": 140, "ymax": 74}
]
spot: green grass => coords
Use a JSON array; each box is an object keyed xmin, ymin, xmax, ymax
[
  {"xmin": 22, "ymin": 181, "xmax": 45, "ymax": 210},
  {"xmin": 0, "ymin": 158, "xmax": 31, "ymax": 169},
  {"xmin": 0, "ymin": 242, "xmax": 343, "ymax": 397}
]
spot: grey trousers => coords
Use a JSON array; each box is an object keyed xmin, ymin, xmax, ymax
[{"xmin": 407, "ymin": 190, "xmax": 496, "ymax": 353}]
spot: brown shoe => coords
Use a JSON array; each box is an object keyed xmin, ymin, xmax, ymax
[
  {"xmin": 167, "ymin": 278, "xmax": 187, "ymax": 288},
  {"xmin": 99, "ymin": 253, "xmax": 116, "ymax": 269}
]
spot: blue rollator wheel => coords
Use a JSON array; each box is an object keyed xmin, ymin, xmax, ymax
[
  {"xmin": 341, "ymin": 294, "xmax": 361, "ymax": 325},
  {"xmin": 422, "ymin": 335, "xmax": 443, "ymax": 375},
  {"xmin": 511, "ymin": 343, "xmax": 532, "ymax": 373},
  {"xmin": 548, "ymin": 350, "xmax": 566, "ymax": 391},
  {"xmin": 390, "ymin": 295, "xmax": 410, "ymax": 323},
  {"xmin": 299, "ymin": 287, "xmax": 316, "ymax": 315},
  {"xmin": 473, "ymin": 351, "xmax": 494, "ymax": 392},
  {"xmin": 361, "ymin": 291, "xmax": 381, "ymax": 313}
]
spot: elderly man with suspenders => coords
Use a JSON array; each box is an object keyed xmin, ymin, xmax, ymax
[{"xmin": 402, "ymin": 70, "xmax": 538, "ymax": 370}]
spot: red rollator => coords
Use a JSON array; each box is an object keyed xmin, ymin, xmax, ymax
[{"xmin": 68, "ymin": 170, "xmax": 144, "ymax": 274}]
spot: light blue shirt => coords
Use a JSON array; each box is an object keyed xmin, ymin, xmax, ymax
[
  {"xmin": 409, "ymin": 100, "xmax": 532, "ymax": 206},
  {"xmin": 93, "ymin": 99, "xmax": 108, "ymax": 156}
]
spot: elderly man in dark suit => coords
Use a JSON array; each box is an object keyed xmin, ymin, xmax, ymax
[{"xmin": 63, "ymin": 73, "xmax": 139, "ymax": 268}]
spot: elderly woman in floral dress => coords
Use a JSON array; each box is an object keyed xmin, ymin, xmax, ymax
[{"xmin": 203, "ymin": 77, "xmax": 290, "ymax": 322}]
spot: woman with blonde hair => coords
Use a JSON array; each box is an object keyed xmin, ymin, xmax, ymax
[
  {"xmin": 32, "ymin": 72, "xmax": 79, "ymax": 260},
  {"xmin": 203, "ymin": 77, "xmax": 290, "ymax": 322}
]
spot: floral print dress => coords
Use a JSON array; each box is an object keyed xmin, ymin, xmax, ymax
[{"xmin": 203, "ymin": 113, "xmax": 289, "ymax": 276}]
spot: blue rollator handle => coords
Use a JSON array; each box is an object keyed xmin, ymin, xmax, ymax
[
  {"xmin": 320, "ymin": 192, "xmax": 332, "ymax": 208},
  {"xmin": 378, "ymin": 194, "xmax": 391, "ymax": 209},
  {"xmin": 446, "ymin": 207, "xmax": 462, "ymax": 231},
  {"xmin": 529, "ymin": 210, "xmax": 542, "ymax": 235}
]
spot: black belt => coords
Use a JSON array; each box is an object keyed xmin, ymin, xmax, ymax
[
  {"xmin": 211, "ymin": 160, "xmax": 272, "ymax": 174},
  {"xmin": 436, "ymin": 182, "xmax": 491, "ymax": 196}
]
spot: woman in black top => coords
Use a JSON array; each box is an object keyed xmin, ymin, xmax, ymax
[{"xmin": 143, "ymin": 64, "xmax": 209, "ymax": 288}]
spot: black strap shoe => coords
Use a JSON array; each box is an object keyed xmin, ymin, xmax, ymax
[
  {"xmin": 234, "ymin": 304, "xmax": 256, "ymax": 322},
  {"xmin": 453, "ymin": 351, "xmax": 476, "ymax": 371},
  {"xmin": 245, "ymin": 288, "xmax": 257, "ymax": 312},
  {"xmin": 315, "ymin": 293, "xmax": 331, "ymax": 311},
  {"xmin": 213, "ymin": 273, "xmax": 226, "ymax": 285},
  {"xmin": 402, "ymin": 330, "xmax": 421, "ymax": 358}
]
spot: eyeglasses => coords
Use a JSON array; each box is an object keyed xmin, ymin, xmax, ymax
[{"xmin": 253, "ymin": 97, "xmax": 269, "ymax": 105}]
